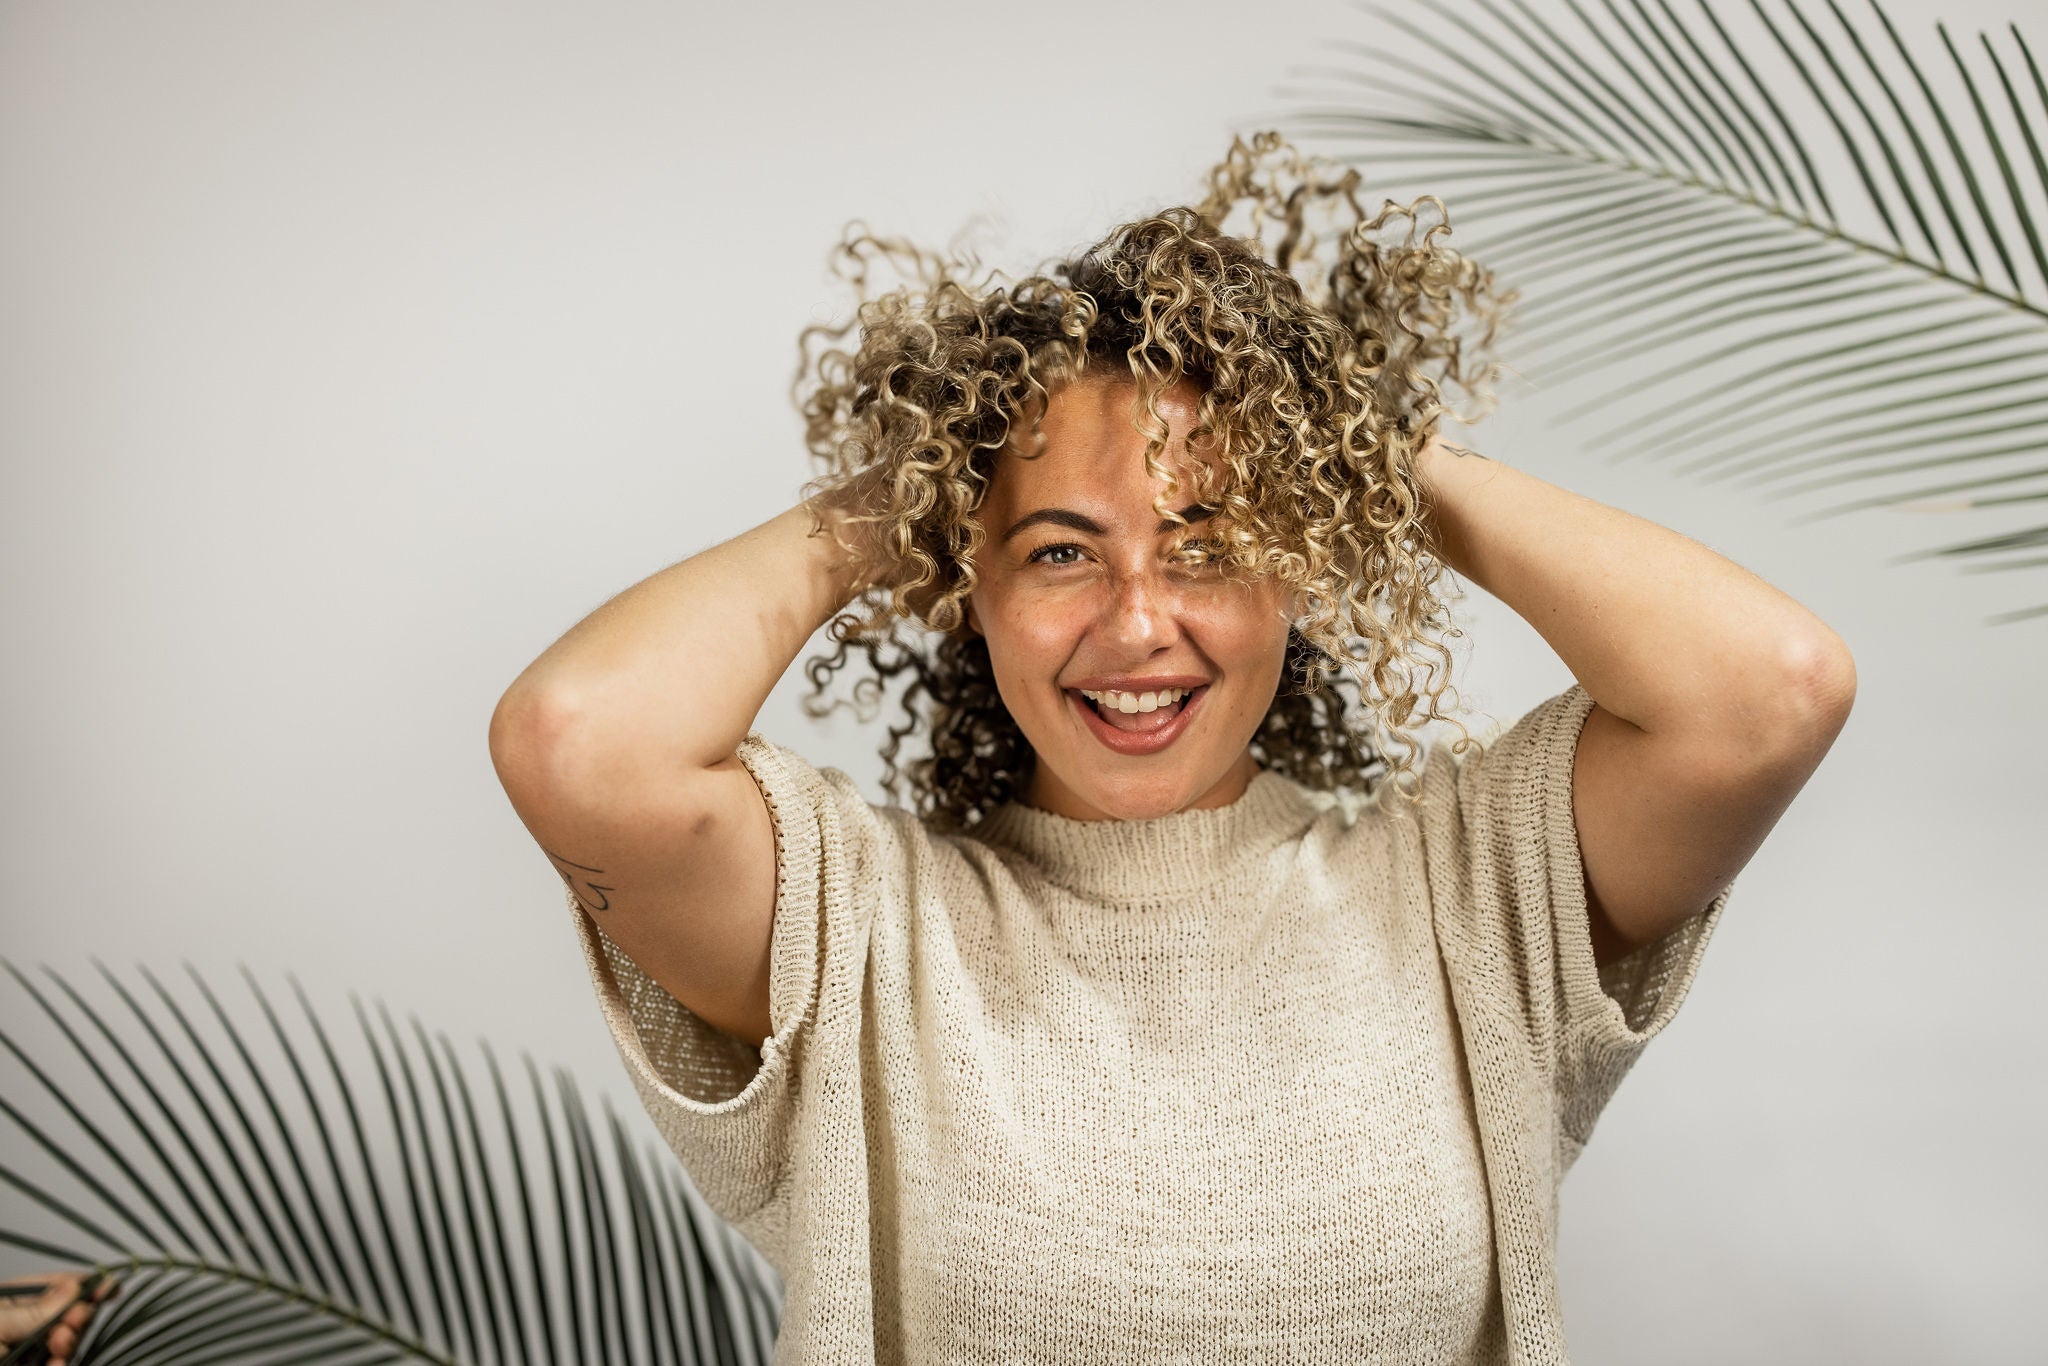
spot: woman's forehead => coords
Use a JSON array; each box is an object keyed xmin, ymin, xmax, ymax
[{"xmin": 988, "ymin": 377, "xmax": 1218, "ymax": 501}]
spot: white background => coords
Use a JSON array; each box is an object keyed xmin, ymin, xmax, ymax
[{"xmin": 3, "ymin": 2, "xmax": 2043, "ymax": 1360}]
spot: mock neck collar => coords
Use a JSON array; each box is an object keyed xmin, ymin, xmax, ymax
[{"xmin": 970, "ymin": 768, "xmax": 1323, "ymax": 900}]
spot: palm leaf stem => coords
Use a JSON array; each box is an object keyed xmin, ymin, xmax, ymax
[{"xmin": 20, "ymin": 1255, "xmax": 462, "ymax": 1366}]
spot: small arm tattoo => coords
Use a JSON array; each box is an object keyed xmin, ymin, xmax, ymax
[
  {"xmin": 546, "ymin": 850, "xmax": 615, "ymax": 914},
  {"xmin": 1440, "ymin": 443, "xmax": 1488, "ymax": 461}
]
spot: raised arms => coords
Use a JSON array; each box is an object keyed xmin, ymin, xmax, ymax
[{"xmin": 487, "ymin": 500, "xmax": 865, "ymax": 1048}]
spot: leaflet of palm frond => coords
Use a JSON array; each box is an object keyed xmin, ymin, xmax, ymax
[
  {"xmin": 1525, "ymin": 0, "xmax": 1744, "ymax": 179},
  {"xmin": 1581, "ymin": 313, "xmax": 2031, "ymax": 456},
  {"xmin": 1777, "ymin": 446, "xmax": 2048, "ymax": 513},
  {"xmin": 1573, "ymin": 303, "xmax": 2019, "ymax": 449},
  {"xmin": 1458, "ymin": 192, "xmax": 1757, "ymax": 293},
  {"xmin": 482, "ymin": 1041, "xmax": 551, "ymax": 1363},
  {"xmin": 1286, "ymin": 0, "xmax": 2048, "ymax": 610},
  {"xmin": 1981, "ymin": 34, "xmax": 2048, "ymax": 277},
  {"xmin": 360, "ymin": 994, "xmax": 460, "ymax": 1352},
  {"xmin": 1524, "ymin": 262, "xmax": 1909, "ymax": 378},
  {"xmin": 0, "ymin": 961, "xmax": 783, "ymax": 1363},
  {"xmin": 601, "ymin": 1103, "xmax": 674, "ymax": 1366},
  {"xmin": 1509, "ymin": 240, "xmax": 1842, "ymax": 347},
  {"xmin": 435, "ymin": 1027, "xmax": 521, "ymax": 1364},
  {"xmin": 1621, "ymin": 329, "xmax": 2045, "ymax": 465},
  {"xmin": 563, "ymin": 1065, "xmax": 634, "ymax": 1363},
  {"xmin": 117, "ymin": 964, "xmax": 302, "ymax": 1273},
  {"xmin": 1, "ymin": 965, "xmax": 215, "ymax": 1258},
  {"xmin": 1897, "ymin": 520, "xmax": 2048, "ymax": 550},
  {"xmin": 193, "ymin": 963, "xmax": 358, "ymax": 1298},
  {"xmin": 1699, "ymin": 387, "xmax": 2048, "ymax": 483},
  {"xmin": 1960, "ymin": 552, "xmax": 2048, "ymax": 572},
  {"xmin": 379, "ymin": 1003, "xmax": 482, "ymax": 1361}
]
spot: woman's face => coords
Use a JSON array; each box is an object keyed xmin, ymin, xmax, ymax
[{"xmin": 965, "ymin": 375, "xmax": 1296, "ymax": 821}]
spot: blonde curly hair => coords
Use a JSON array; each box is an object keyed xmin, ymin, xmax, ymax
[{"xmin": 793, "ymin": 131, "xmax": 1515, "ymax": 832}]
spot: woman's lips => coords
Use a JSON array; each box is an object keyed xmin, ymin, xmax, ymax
[{"xmin": 1068, "ymin": 685, "xmax": 1207, "ymax": 756}]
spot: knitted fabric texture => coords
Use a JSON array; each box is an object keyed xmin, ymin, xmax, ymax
[{"xmin": 569, "ymin": 682, "xmax": 1727, "ymax": 1364}]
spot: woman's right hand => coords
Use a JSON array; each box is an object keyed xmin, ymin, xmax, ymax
[{"xmin": 0, "ymin": 1271, "xmax": 116, "ymax": 1365}]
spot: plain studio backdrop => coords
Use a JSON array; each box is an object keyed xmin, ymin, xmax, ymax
[{"xmin": 3, "ymin": 1, "xmax": 2043, "ymax": 1361}]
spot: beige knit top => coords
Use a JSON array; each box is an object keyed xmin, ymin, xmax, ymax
[{"xmin": 569, "ymin": 682, "xmax": 1727, "ymax": 1364}]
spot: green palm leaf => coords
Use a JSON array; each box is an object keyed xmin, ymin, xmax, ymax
[
  {"xmin": 0, "ymin": 959, "xmax": 782, "ymax": 1364},
  {"xmin": 1275, "ymin": 0, "xmax": 2048, "ymax": 625}
]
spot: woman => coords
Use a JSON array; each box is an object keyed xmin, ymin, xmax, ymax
[{"xmin": 489, "ymin": 132, "xmax": 1855, "ymax": 1362}]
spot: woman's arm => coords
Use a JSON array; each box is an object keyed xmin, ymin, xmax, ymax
[
  {"xmin": 1413, "ymin": 435, "xmax": 1856, "ymax": 961},
  {"xmin": 1416, "ymin": 436, "xmax": 1853, "ymax": 740},
  {"xmin": 487, "ymin": 498, "xmax": 865, "ymax": 1047},
  {"xmin": 491, "ymin": 500, "xmax": 863, "ymax": 780}
]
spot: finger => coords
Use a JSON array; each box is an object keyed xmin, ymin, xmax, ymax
[{"xmin": 48, "ymin": 1320, "xmax": 76, "ymax": 1356}]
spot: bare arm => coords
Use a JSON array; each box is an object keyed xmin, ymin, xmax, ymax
[
  {"xmin": 1415, "ymin": 435, "xmax": 1855, "ymax": 966},
  {"xmin": 488, "ymin": 499, "xmax": 865, "ymax": 1047}
]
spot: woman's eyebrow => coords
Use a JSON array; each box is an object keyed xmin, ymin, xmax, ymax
[{"xmin": 1001, "ymin": 503, "xmax": 1216, "ymax": 543}]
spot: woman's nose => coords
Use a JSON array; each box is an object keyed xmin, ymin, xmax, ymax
[{"xmin": 1098, "ymin": 563, "xmax": 1183, "ymax": 651}]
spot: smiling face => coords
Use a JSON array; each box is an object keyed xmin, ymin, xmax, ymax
[{"xmin": 964, "ymin": 374, "xmax": 1296, "ymax": 822}]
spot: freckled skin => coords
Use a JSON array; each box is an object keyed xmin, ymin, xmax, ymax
[{"xmin": 964, "ymin": 376, "xmax": 1297, "ymax": 822}]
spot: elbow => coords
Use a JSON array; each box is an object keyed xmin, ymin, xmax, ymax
[
  {"xmin": 1782, "ymin": 631, "xmax": 1857, "ymax": 718},
  {"xmin": 1758, "ymin": 632, "xmax": 1856, "ymax": 761},
  {"xmin": 489, "ymin": 683, "xmax": 587, "ymax": 793}
]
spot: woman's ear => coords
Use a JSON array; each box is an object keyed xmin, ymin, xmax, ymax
[{"xmin": 964, "ymin": 597, "xmax": 983, "ymax": 637}]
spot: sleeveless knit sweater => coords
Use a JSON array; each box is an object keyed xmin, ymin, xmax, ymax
[{"xmin": 568, "ymin": 683, "xmax": 1727, "ymax": 1364}]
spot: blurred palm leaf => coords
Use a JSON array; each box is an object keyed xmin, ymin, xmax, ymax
[
  {"xmin": 0, "ymin": 959, "xmax": 782, "ymax": 1364},
  {"xmin": 1279, "ymin": 0, "xmax": 2048, "ymax": 624}
]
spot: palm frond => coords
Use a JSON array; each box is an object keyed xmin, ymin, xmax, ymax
[
  {"xmin": 1274, "ymin": 0, "xmax": 2048, "ymax": 626},
  {"xmin": 0, "ymin": 959, "xmax": 782, "ymax": 1365}
]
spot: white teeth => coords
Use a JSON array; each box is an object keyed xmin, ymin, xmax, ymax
[{"xmin": 1080, "ymin": 686, "xmax": 1191, "ymax": 713}]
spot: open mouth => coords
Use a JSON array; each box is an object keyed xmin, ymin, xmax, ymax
[
  {"xmin": 1068, "ymin": 684, "xmax": 1208, "ymax": 754},
  {"xmin": 1079, "ymin": 688, "xmax": 1194, "ymax": 728}
]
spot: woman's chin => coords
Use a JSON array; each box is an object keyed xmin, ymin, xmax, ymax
[{"xmin": 1027, "ymin": 756, "xmax": 1243, "ymax": 823}]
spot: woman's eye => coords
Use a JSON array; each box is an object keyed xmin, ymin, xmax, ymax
[
  {"xmin": 1174, "ymin": 539, "xmax": 1222, "ymax": 565},
  {"xmin": 1027, "ymin": 542, "xmax": 1084, "ymax": 567}
]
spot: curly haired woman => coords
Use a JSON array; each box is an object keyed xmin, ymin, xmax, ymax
[{"xmin": 489, "ymin": 133, "xmax": 1855, "ymax": 1364}]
